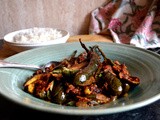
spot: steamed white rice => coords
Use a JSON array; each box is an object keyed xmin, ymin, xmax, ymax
[{"xmin": 13, "ymin": 28, "xmax": 63, "ymax": 43}]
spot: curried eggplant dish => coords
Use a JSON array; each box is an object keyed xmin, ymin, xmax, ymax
[{"xmin": 23, "ymin": 40, "xmax": 140, "ymax": 107}]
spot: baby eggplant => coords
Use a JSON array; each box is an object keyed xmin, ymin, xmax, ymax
[
  {"xmin": 51, "ymin": 83, "xmax": 67, "ymax": 104},
  {"xmin": 103, "ymin": 71, "xmax": 123, "ymax": 96},
  {"xmin": 73, "ymin": 50, "xmax": 100, "ymax": 86},
  {"xmin": 73, "ymin": 57, "xmax": 99, "ymax": 86},
  {"xmin": 53, "ymin": 90, "xmax": 67, "ymax": 104},
  {"xmin": 73, "ymin": 40, "xmax": 100, "ymax": 86}
]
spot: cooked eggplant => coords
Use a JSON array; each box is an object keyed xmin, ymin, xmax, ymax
[{"xmin": 23, "ymin": 40, "xmax": 140, "ymax": 107}]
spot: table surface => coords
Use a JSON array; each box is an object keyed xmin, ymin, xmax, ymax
[{"xmin": 0, "ymin": 35, "xmax": 160, "ymax": 120}]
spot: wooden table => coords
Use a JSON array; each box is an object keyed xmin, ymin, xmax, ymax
[
  {"xmin": 67, "ymin": 34, "xmax": 113, "ymax": 43},
  {"xmin": 0, "ymin": 34, "xmax": 113, "ymax": 59}
]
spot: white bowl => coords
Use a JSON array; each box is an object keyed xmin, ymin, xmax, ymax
[{"xmin": 3, "ymin": 27, "xmax": 70, "ymax": 52}]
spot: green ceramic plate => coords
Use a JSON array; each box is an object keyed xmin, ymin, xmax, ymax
[{"xmin": 0, "ymin": 42, "xmax": 160, "ymax": 115}]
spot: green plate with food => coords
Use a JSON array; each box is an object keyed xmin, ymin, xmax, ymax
[{"xmin": 0, "ymin": 41, "xmax": 160, "ymax": 115}]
